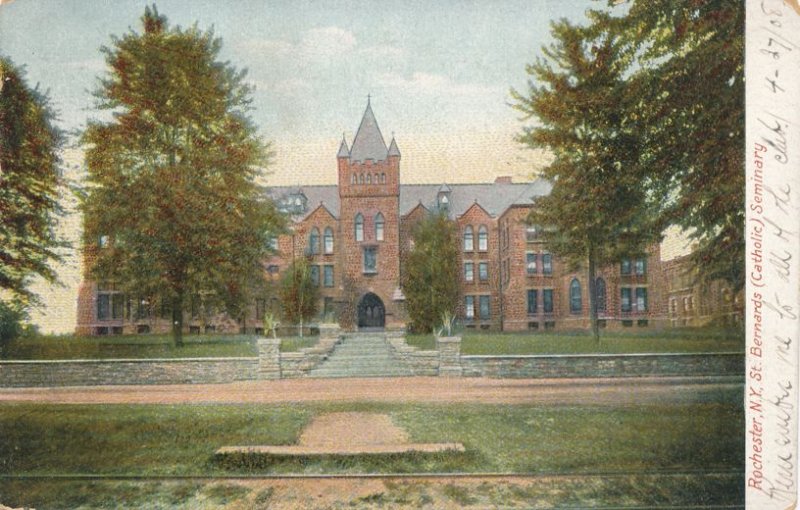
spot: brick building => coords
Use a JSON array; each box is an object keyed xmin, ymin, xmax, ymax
[{"xmin": 77, "ymin": 101, "xmax": 685, "ymax": 335}]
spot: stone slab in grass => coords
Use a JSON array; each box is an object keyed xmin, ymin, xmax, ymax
[{"xmin": 216, "ymin": 412, "xmax": 465, "ymax": 456}]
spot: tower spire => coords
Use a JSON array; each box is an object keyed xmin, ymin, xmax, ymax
[{"xmin": 349, "ymin": 97, "xmax": 388, "ymax": 162}]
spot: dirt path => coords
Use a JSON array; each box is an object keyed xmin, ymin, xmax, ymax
[{"xmin": 0, "ymin": 376, "xmax": 741, "ymax": 406}]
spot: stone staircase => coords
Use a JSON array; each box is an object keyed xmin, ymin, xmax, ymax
[{"xmin": 307, "ymin": 332, "xmax": 413, "ymax": 378}]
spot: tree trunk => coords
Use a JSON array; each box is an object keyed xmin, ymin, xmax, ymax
[
  {"xmin": 588, "ymin": 248, "xmax": 599, "ymax": 344},
  {"xmin": 172, "ymin": 291, "xmax": 184, "ymax": 347}
]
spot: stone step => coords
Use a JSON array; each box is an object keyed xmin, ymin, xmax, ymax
[{"xmin": 307, "ymin": 334, "xmax": 413, "ymax": 378}]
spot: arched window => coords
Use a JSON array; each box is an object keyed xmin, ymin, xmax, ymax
[
  {"xmin": 355, "ymin": 213, "xmax": 364, "ymax": 242},
  {"xmin": 595, "ymin": 278, "xmax": 607, "ymax": 312},
  {"xmin": 375, "ymin": 213, "xmax": 385, "ymax": 241},
  {"xmin": 478, "ymin": 225, "xmax": 488, "ymax": 251},
  {"xmin": 464, "ymin": 226, "xmax": 474, "ymax": 251},
  {"xmin": 570, "ymin": 279, "xmax": 582, "ymax": 313},
  {"xmin": 366, "ymin": 173, "xmax": 371, "ymax": 184},
  {"xmin": 381, "ymin": 173, "xmax": 386, "ymax": 184},
  {"xmin": 324, "ymin": 227, "xmax": 334, "ymax": 254},
  {"xmin": 374, "ymin": 173, "xmax": 379, "ymax": 184},
  {"xmin": 359, "ymin": 173, "xmax": 364, "ymax": 184},
  {"xmin": 309, "ymin": 228, "xmax": 320, "ymax": 255},
  {"xmin": 351, "ymin": 174, "xmax": 356, "ymax": 185}
]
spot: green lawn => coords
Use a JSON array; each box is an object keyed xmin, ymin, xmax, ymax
[
  {"xmin": 0, "ymin": 396, "xmax": 744, "ymax": 508},
  {"xmin": 406, "ymin": 327, "xmax": 745, "ymax": 355},
  {"xmin": 1, "ymin": 334, "xmax": 258, "ymax": 360},
  {"xmin": 0, "ymin": 397, "xmax": 743, "ymax": 476},
  {"xmin": 1, "ymin": 334, "xmax": 324, "ymax": 359}
]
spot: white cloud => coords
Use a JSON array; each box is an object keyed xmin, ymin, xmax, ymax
[
  {"xmin": 239, "ymin": 26, "xmax": 357, "ymax": 64},
  {"xmin": 299, "ymin": 26, "xmax": 356, "ymax": 59},
  {"xmin": 376, "ymin": 72, "xmax": 499, "ymax": 98}
]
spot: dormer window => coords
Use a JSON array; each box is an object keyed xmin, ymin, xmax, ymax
[{"xmin": 309, "ymin": 228, "xmax": 320, "ymax": 255}]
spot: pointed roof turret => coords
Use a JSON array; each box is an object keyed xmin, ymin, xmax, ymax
[
  {"xmin": 388, "ymin": 135, "xmax": 401, "ymax": 158},
  {"xmin": 337, "ymin": 133, "xmax": 350, "ymax": 158},
  {"xmin": 349, "ymin": 98, "xmax": 388, "ymax": 163}
]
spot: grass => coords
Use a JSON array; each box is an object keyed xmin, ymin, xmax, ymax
[
  {"xmin": 0, "ymin": 395, "xmax": 744, "ymax": 508},
  {"xmin": 1, "ymin": 334, "xmax": 258, "ymax": 360},
  {"xmin": 405, "ymin": 326, "xmax": 745, "ymax": 355},
  {"xmin": 0, "ymin": 395, "xmax": 743, "ymax": 476}
]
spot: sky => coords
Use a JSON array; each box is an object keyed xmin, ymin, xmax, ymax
[{"xmin": 1, "ymin": 0, "xmax": 690, "ymax": 333}]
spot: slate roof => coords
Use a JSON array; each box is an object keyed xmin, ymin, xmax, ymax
[
  {"xmin": 387, "ymin": 137, "xmax": 401, "ymax": 158},
  {"xmin": 349, "ymin": 101, "xmax": 389, "ymax": 163},
  {"xmin": 267, "ymin": 179, "xmax": 551, "ymax": 222},
  {"xmin": 337, "ymin": 136, "xmax": 350, "ymax": 158}
]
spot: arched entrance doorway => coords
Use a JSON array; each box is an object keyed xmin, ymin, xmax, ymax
[{"xmin": 357, "ymin": 292, "xmax": 385, "ymax": 329}]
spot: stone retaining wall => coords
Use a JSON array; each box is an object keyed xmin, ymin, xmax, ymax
[
  {"xmin": 386, "ymin": 337, "xmax": 439, "ymax": 376},
  {"xmin": 0, "ymin": 357, "xmax": 258, "ymax": 388},
  {"xmin": 460, "ymin": 352, "xmax": 743, "ymax": 378}
]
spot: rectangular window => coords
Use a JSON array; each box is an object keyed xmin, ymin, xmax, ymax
[
  {"xmin": 323, "ymin": 265, "xmax": 334, "ymax": 287},
  {"xmin": 543, "ymin": 289, "xmax": 554, "ymax": 313},
  {"xmin": 363, "ymin": 247, "xmax": 377, "ymax": 273},
  {"xmin": 542, "ymin": 254, "xmax": 553, "ymax": 275},
  {"xmin": 478, "ymin": 230, "xmax": 488, "ymax": 251},
  {"xmin": 465, "ymin": 296, "xmax": 475, "ymax": 320},
  {"xmin": 526, "ymin": 226, "xmax": 539, "ymax": 242},
  {"xmin": 635, "ymin": 258, "xmax": 647, "ymax": 276},
  {"xmin": 527, "ymin": 289, "xmax": 538, "ymax": 315},
  {"xmin": 621, "ymin": 259, "xmax": 631, "ymax": 275},
  {"xmin": 464, "ymin": 262, "xmax": 474, "ymax": 282},
  {"xmin": 310, "ymin": 265, "xmax": 320, "ymax": 286},
  {"xmin": 636, "ymin": 287, "xmax": 648, "ymax": 311},
  {"xmin": 526, "ymin": 252, "xmax": 537, "ymax": 274},
  {"xmin": 479, "ymin": 262, "xmax": 489, "ymax": 281},
  {"xmin": 323, "ymin": 297, "xmax": 335, "ymax": 317},
  {"xmin": 479, "ymin": 295, "xmax": 490, "ymax": 320},
  {"xmin": 97, "ymin": 294, "xmax": 110, "ymax": 320},
  {"xmin": 621, "ymin": 287, "xmax": 632, "ymax": 312}
]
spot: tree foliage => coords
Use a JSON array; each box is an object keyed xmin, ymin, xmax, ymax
[
  {"xmin": 595, "ymin": 0, "xmax": 744, "ymax": 289},
  {"xmin": 279, "ymin": 257, "xmax": 318, "ymax": 336},
  {"xmin": 513, "ymin": 18, "xmax": 664, "ymax": 341},
  {"xmin": 0, "ymin": 57, "xmax": 64, "ymax": 307},
  {"xmin": 401, "ymin": 210, "xmax": 460, "ymax": 333},
  {"xmin": 80, "ymin": 6, "xmax": 283, "ymax": 346}
]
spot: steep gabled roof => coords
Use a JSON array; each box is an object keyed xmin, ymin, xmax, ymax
[
  {"xmin": 349, "ymin": 100, "xmax": 389, "ymax": 163},
  {"xmin": 266, "ymin": 179, "xmax": 551, "ymax": 223},
  {"xmin": 387, "ymin": 137, "xmax": 401, "ymax": 157},
  {"xmin": 337, "ymin": 135, "xmax": 350, "ymax": 158}
]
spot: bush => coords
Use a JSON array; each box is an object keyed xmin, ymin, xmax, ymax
[{"xmin": 0, "ymin": 300, "xmax": 25, "ymax": 355}]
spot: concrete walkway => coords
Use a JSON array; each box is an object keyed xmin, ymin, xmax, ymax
[{"xmin": 0, "ymin": 376, "xmax": 742, "ymax": 406}]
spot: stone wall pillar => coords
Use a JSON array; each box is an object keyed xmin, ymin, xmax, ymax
[
  {"xmin": 318, "ymin": 323, "xmax": 341, "ymax": 341},
  {"xmin": 257, "ymin": 338, "xmax": 281, "ymax": 379},
  {"xmin": 436, "ymin": 336, "xmax": 462, "ymax": 377}
]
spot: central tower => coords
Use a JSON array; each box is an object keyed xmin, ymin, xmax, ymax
[{"xmin": 337, "ymin": 99, "xmax": 403, "ymax": 329}]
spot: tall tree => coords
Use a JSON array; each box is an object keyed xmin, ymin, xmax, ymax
[
  {"xmin": 0, "ymin": 57, "xmax": 64, "ymax": 308},
  {"xmin": 279, "ymin": 257, "xmax": 318, "ymax": 337},
  {"xmin": 512, "ymin": 18, "xmax": 665, "ymax": 342},
  {"xmin": 597, "ymin": 1, "xmax": 744, "ymax": 290},
  {"xmin": 401, "ymin": 210, "xmax": 460, "ymax": 333},
  {"xmin": 81, "ymin": 6, "xmax": 282, "ymax": 346}
]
